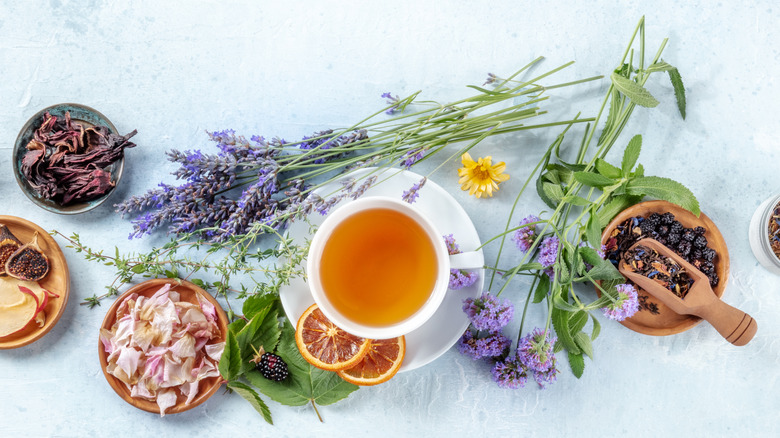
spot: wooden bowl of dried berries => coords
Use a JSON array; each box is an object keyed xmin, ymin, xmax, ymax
[
  {"xmin": 12, "ymin": 103, "xmax": 138, "ymax": 215},
  {"xmin": 600, "ymin": 200, "xmax": 730, "ymax": 336}
]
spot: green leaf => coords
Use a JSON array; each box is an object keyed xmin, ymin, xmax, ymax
[
  {"xmin": 585, "ymin": 213, "xmax": 602, "ymax": 249},
  {"xmin": 597, "ymin": 195, "xmax": 643, "ymax": 228},
  {"xmin": 610, "ymin": 72, "xmax": 660, "ymax": 108},
  {"xmin": 533, "ymin": 273, "xmax": 550, "ymax": 304},
  {"xmin": 228, "ymin": 382, "xmax": 273, "ymax": 424},
  {"xmin": 130, "ymin": 264, "xmax": 146, "ymax": 274},
  {"xmin": 568, "ymin": 310, "xmax": 588, "ymax": 334},
  {"xmin": 573, "ymin": 171, "xmax": 615, "ymax": 188},
  {"xmin": 621, "ymin": 135, "xmax": 642, "ymax": 175},
  {"xmin": 633, "ymin": 163, "xmax": 645, "ymax": 178},
  {"xmin": 236, "ymin": 307, "xmax": 282, "ymax": 374},
  {"xmin": 562, "ymin": 195, "xmax": 592, "ymax": 206},
  {"xmin": 625, "ymin": 176, "xmax": 700, "ymax": 216},
  {"xmin": 541, "ymin": 182, "xmax": 565, "ymax": 206},
  {"xmin": 552, "ymin": 308, "xmax": 580, "ymax": 354},
  {"xmin": 218, "ymin": 330, "xmax": 241, "ymax": 381},
  {"xmin": 573, "ymin": 332, "xmax": 594, "ymax": 359},
  {"xmin": 536, "ymin": 176, "xmax": 557, "ymax": 209},
  {"xmin": 585, "ymin": 259, "xmax": 625, "ymax": 281},
  {"xmin": 595, "ymin": 158, "xmax": 622, "ymax": 179},
  {"xmin": 557, "ymin": 261, "xmax": 570, "ymax": 284},
  {"xmin": 247, "ymin": 322, "xmax": 358, "ymax": 409},
  {"xmin": 242, "ymin": 293, "xmax": 279, "ymax": 320},
  {"xmin": 668, "ymin": 67, "xmax": 687, "ymax": 119},
  {"xmin": 514, "ymin": 262, "xmax": 545, "ymax": 272},
  {"xmin": 647, "ymin": 61, "xmax": 674, "ymax": 73},
  {"xmin": 579, "ymin": 246, "xmax": 602, "ymax": 267},
  {"xmin": 568, "ymin": 351, "xmax": 585, "ymax": 378},
  {"xmin": 552, "ymin": 291, "xmax": 580, "ymax": 313},
  {"xmin": 590, "ymin": 314, "xmax": 602, "ymax": 341}
]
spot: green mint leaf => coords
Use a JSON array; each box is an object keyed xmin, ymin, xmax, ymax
[
  {"xmin": 562, "ymin": 195, "xmax": 592, "ymax": 206},
  {"xmin": 515, "ymin": 262, "xmax": 545, "ymax": 272},
  {"xmin": 536, "ymin": 176, "xmax": 558, "ymax": 209},
  {"xmin": 573, "ymin": 171, "xmax": 615, "ymax": 188},
  {"xmin": 228, "ymin": 382, "xmax": 273, "ymax": 424},
  {"xmin": 573, "ymin": 332, "xmax": 594, "ymax": 359},
  {"xmin": 590, "ymin": 314, "xmax": 602, "ymax": 341},
  {"xmin": 541, "ymin": 182, "xmax": 565, "ymax": 206},
  {"xmin": 218, "ymin": 329, "xmax": 241, "ymax": 381},
  {"xmin": 568, "ymin": 310, "xmax": 588, "ymax": 334},
  {"xmin": 568, "ymin": 351, "xmax": 585, "ymax": 378},
  {"xmin": 243, "ymin": 293, "xmax": 278, "ymax": 320},
  {"xmin": 595, "ymin": 158, "xmax": 622, "ymax": 179},
  {"xmin": 646, "ymin": 61, "xmax": 674, "ymax": 73},
  {"xmin": 621, "ymin": 135, "xmax": 642, "ymax": 175},
  {"xmin": 533, "ymin": 273, "xmax": 550, "ymax": 304},
  {"xmin": 668, "ymin": 67, "xmax": 687, "ymax": 119},
  {"xmin": 552, "ymin": 308, "xmax": 580, "ymax": 354},
  {"xmin": 610, "ymin": 72, "xmax": 660, "ymax": 108},
  {"xmin": 633, "ymin": 163, "xmax": 645, "ymax": 177},
  {"xmin": 597, "ymin": 194, "xmax": 644, "ymax": 228},
  {"xmin": 247, "ymin": 321, "xmax": 358, "ymax": 410},
  {"xmin": 552, "ymin": 291, "xmax": 580, "ymax": 313},
  {"xmin": 625, "ymin": 176, "xmax": 700, "ymax": 216},
  {"xmin": 578, "ymin": 246, "xmax": 602, "ymax": 267},
  {"xmin": 585, "ymin": 212, "xmax": 602, "ymax": 249},
  {"xmin": 557, "ymin": 260, "xmax": 571, "ymax": 284},
  {"xmin": 585, "ymin": 259, "xmax": 625, "ymax": 281}
]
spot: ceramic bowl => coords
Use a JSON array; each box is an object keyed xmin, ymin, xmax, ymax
[
  {"xmin": 599, "ymin": 200, "xmax": 730, "ymax": 336},
  {"xmin": 0, "ymin": 215, "xmax": 70, "ymax": 349},
  {"xmin": 98, "ymin": 278, "xmax": 228, "ymax": 415},
  {"xmin": 13, "ymin": 103, "xmax": 125, "ymax": 215}
]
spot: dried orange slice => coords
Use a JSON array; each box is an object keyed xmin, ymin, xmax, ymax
[
  {"xmin": 337, "ymin": 336, "xmax": 405, "ymax": 386},
  {"xmin": 295, "ymin": 303, "xmax": 370, "ymax": 371}
]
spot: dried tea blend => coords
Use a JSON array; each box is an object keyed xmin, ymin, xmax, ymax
[
  {"xmin": 768, "ymin": 201, "xmax": 780, "ymax": 260},
  {"xmin": 622, "ymin": 244, "xmax": 694, "ymax": 299},
  {"xmin": 20, "ymin": 111, "xmax": 137, "ymax": 205}
]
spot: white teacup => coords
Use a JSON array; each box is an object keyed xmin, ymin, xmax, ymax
[{"xmin": 307, "ymin": 196, "xmax": 484, "ymax": 339}]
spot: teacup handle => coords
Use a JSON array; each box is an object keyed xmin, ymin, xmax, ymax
[{"xmin": 449, "ymin": 251, "xmax": 485, "ymax": 270}]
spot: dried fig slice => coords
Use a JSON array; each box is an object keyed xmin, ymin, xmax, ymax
[
  {"xmin": 5, "ymin": 232, "xmax": 50, "ymax": 281},
  {"xmin": 0, "ymin": 224, "xmax": 23, "ymax": 276}
]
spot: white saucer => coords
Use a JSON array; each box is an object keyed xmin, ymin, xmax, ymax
[{"xmin": 278, "ymin": 167, "xmax": 484, "ymax": 372}]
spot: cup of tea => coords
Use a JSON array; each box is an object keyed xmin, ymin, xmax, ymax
[{"xmin": 306, "ymin": 196, "xmax": 484, "ymax": 339}]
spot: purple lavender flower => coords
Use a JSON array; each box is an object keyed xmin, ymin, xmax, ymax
[
  {"xmin": 537, "ymin": 235, "xmax": 560, "ymax": 268},
  {"xmin": 512, "ymin": 215, "xmax": 540, "ymax": 253},
  {"xmin": 402, "ymin": 177, "xmax": 426, "ymax": 204},
  {"xmin": 400, "ymin": 147, "xmax": 427, "ymax": 169},
  {"xmin": 457, "ymin": 330, "xmax": 511, "ymax": 360},
  {"xmin": 382, "ymin": 92, "xmax": 400, "ymax": 114},
  {"xmin": 532, "ymin": 356, "xmax": 559, "ymax": 389},
  {"xmin": 462, "ymin": 293, "xmax": 514, "ymax": 333},
  {"xmin": 601, "ymin": 283, "xmax": 640, "ymax": 321},
  {"xmin": 483, "ymin": 73, "xmax": 498, "ymax": 86},
  {"xmin": 349, "ymin": 175, "xmax": 377, "ymax": 200},
  {"xmin": 516, "ymin": 328, "xmax": 557, "ymax": 373},
  {"xmin": 449, "ymin": 269, "xmax": 479, "ymax": 290},
  {"xmin": 491, "ymin": 355, "xmax": 528, "ymax": 389}
]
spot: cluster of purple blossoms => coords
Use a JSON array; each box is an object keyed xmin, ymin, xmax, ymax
[
  {"xmin": 462, "ymin": 293, "xmax": 514, "ymax": 332},
  {"xmin": 402, "ymin": 177, "xmax": 427, "ymax": 204},
  {"xmin": 457, "ymin": 330, "xmax": 511, "ymax": 360},
  {"xmin": 537, "ymin": 235, "xmax": 560, "ymax": 267},
  {"xmin": 381, "ymin": 92, "xmax": 401, "ymax": 115},
  {"xmin": 400, "ymin": 146, "xmax": 428, "ymax": 169},
  {"xmin": 512, "ymin": 215, "xmax": 540, "ymax": 253},
  {"xmin": 602, "ymin": 283, "xmax": 640, "ymax": 321},
  {"xmin": 115, "ymin": 128, "xmax": 370, "ymax": 240},
  {"xmin": 443, "ymin": 234, "xmax": 479, "ymax": 290},
  {"xmin": 492, "ymin": 327, "xmax": 559, "ymax": 389}
]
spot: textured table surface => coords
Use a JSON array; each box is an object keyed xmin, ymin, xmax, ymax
[{"xmin": 1, "ymin": 1, "xmax": 778, "ymax": 436}]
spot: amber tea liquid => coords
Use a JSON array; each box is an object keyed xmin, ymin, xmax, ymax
[{"xmin": 319, "ymin": 207, "xmax": 438, "ymax": 327}]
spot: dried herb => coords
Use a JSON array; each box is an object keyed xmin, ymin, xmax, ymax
[
  {"xmin": 768, "ymin": 201, "xmax": 780, "ymax": 260},
  {"xmin": 21, "ymin": 111, "xmax": 137, "ymax": 205},
  {"xmin": 622, "ymin": 244, "xmax": 694, "ymax": 299},
  {"xmin": 4, "ymin": 232, "xmax": 50, "ymax": 282}
]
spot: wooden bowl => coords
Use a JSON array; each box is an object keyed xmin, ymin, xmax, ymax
[
  {"xmin": 600, "ymin": 200, "xmax": 730, "ymax": 336},
  {"xmin": 0, "ymin": 215, "xmax": 70, "ymax": 349},
  {"xmin": 98, "ymin": 278, "xmax": 228, "ymax": 415},
  {"xmin": 12, "ymin": 103, "xmax": 125, "ymax": 215}
]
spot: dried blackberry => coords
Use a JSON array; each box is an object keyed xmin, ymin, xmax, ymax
[
  {"xmin": 661, "ymin": 212, "xmax": 675, "ymax": 225},
  {"xmin": 666, "ymin": 233, "xmax": 681, "ymax": 245},
  {"xmin": 670, "ymin": 222, "xmax": 683, "ymax": 234},
  {"xmin": 693, "ymin": 235, "xmax": 708, "ymax": 249},
  {"xmin": 639, "ymin": 220, "xmax": 656, "ymax": 235},
  {"xmin": 693, "ymin": 226, "xmax": 706, "ymax": 236},
  {"xmin": 700, "ymin": 261, "xmax": 715, "ymax": 274},
  {"xmin": 677, "ymin": 241, "xmax": 692, "ymax": 257},
  {"xmin": 707, "ymin": 272, "xmax": 719, "ymax": 287},
  {"xmin": 682, "ymin": 229, "xmax": 696, "ymax": 242},
  {"xmin": 702, "ymin": 248, "xmax": 716, "ymax": 261},
  {"xmin": 648, "ymin": 213, "xmax": 661, "ymax": 225},
  {"xmin": 251, "ymin": 347, "xmax": 289, "ymax": 382},
  {"xmin": 691, "ymin": 249, "xmax": 703, "ymax": 260},
  {"xmin": 657, "ymin": 225, "xmax": 669, "ymax": 236}
]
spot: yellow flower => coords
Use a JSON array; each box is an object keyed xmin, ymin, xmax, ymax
[{"xmin": 457, "ymin": 152, "xmax": 510, "ymax": 198}]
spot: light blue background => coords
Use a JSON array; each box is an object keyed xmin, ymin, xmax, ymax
[{"xmin": 1, "ymin": 1, "xmax": 777, "ymax": 436}]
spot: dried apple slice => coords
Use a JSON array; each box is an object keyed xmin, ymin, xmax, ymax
[{"xmin": 0, "ymin": 281, "xmax": 39, "ymax": 337}]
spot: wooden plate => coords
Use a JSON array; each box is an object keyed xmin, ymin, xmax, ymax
[
  {"xmin": 98, "ymin": 278, "xmax": 228, "ymax": 415},
  {"xmin": 0, "ymin": 215, "xmax": 70, "ymax": 349},
  {"xmin": 600, "ymin": 200, "xmax": 730, "ymax": 336}
]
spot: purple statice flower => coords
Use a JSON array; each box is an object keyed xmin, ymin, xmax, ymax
[
  {"xmin": 381, "ymin": 92, "xmax": 400, "ymax": 114},
  {"xmin": 462, "ymin": 293, "xmax": 514, "ymax": 333},
  {"xmin": 457, "ymin": 330, "xmax": 511, "ymax": 360},
  {"xmin": 402, "ymin": 177, "xmax": 426, "ymax": 204},
  {"xmin": 491, "ymin": 355, "xmax": 528, "ymax": 389},
  {"xmin": 601, "ymin": 283, "xmax": 640, "ymax": 321},
  {"xmin": 449, "ymin": 269, "xmax": 479, "ymax": 290},
  {"xmin": 400, "ymin": 147, "xmax": 428, "ymax": 169},
  {"xmin": 532, "ymin": 356, "xmax": 559, "ymax": 389},
  {"xmin": 516, "ymin": 328, "xmax": 556, "ymax": 373},
  {"xmin": 537, "ymin": 235, "xmax": 560, "ymax": 268},
  {"xmin": 444, "ymin": 234, "xmax": 460, "ymax": 254},
  {"xmin": 512, "ymin": 215, "xmax": 540, "ymax": 253}
]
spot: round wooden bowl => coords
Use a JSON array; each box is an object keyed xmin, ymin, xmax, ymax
[
  {"xmin": 0, "ymin": 215, "xmax": 70, "ymax": 349},
  {"xmin": 98, "ymin": 278, "xmax": 228, "ymax": 415},
  {"xmin": 600, "ymin": 200, "xmax": 730, "ymax": 336}
]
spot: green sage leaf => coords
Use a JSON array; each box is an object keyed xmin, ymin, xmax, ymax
[
  {"xmin": 568, "ymin": 351, "xmax": 585, "ymax": 379},
  {"xmin": 218, "ymin": 329, "xmax": 241, "ymax": 381},
  {"xmin": 668, "ymin": 67, "xmax": 687, "ymax": 119},
  {"xmin": 621, "ymin": 135, "xmax": 642, "ymax": 175},
  {"xmin": 610, "ymin": 72, "xmax": 659, "ymax": 108},
  {"xmin": 228, "ymin": 382, "xmax": 273, "ymax": 424},
  {"xmin": 574, "ymin": 171, "xmax": 615, "ymax": 188},
  {"xmin": 625, "ymin": 176, "xmax": 700, "ymax": 216}
]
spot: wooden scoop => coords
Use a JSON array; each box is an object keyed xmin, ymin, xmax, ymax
[{"xmin": 618, "ymin": 238, "xmax": 757, "ymax": 346}]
